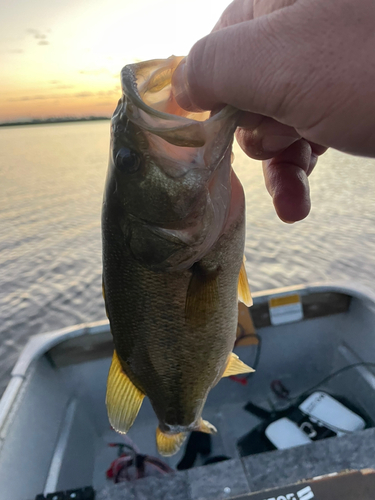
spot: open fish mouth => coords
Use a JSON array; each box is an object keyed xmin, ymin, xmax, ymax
[{"xmin": 116, "ymin": 56, "xmax": 240, "ymax": 164}]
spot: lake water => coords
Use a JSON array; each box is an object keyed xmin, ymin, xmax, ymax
[{"xmin": 1, "ymin": 121, "xmax": 375, "ymax": 395}]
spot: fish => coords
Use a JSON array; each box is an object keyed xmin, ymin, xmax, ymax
[{"xmin": 102, "ymin": 56, "xmax": 253, "ymax": 456}]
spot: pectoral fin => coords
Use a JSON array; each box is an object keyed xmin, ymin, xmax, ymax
[
  {"xmin": 156, "ymin": 427, "xmax": 187, "ymax": 456},
  {"xmin": 238, "ymin": 258, "xmax": 252, "ymax": 307},
  {"xmin": 197, "ymin": 418, "xmax": 217, "ymax": 434},
  {"xmin": 222, "ymin": 352, "xmax": 255, "ymax": 377},
  {"xmin": 185, "ymin": 263, "xmax": 219, "ymax": 327},
  {"xmin": 106, "ymin": 350, "xmax": 144, "ymax": 434}
]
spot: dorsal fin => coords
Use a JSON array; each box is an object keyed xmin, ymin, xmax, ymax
[
  {"xmin": 222, "ymin": 352, "xmax": 255, "ymax": 377},
  {"xmin": 238, "ymin": 257, "xmax": 252, "ymax": 307},
  {"xmin": 106, "ymin": 350, "xmax": 144, "ymax": 434}
]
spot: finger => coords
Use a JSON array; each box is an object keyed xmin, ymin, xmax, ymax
[
  {"xmin": 307, "ymin": 142, "xmax": 327, "ymax": 176},
  {"xmin": 253, "ymin": 0, "xmax": 298, "ymax": 17},
  {"xmin": 263, "ymin": 139, "xmax": 312, "ymax": 222},
  {"xmin": 236, "ymin": 116, "xmax": 301, "ymax": 160},
  {"xmin": 172, "ymin": 6, "xmax": 307, "ymax": 114},
  {"xmin": 212, "ymin": 0, "xmax": 254, "ymax": 32},
  {"xmin": 172, "ymin": 59, "xmax": 202, "ymax": 113},
  {"xmin": 310, "ymin": 142, "xmax": 328, "ymax": 157},
  {"xmin": 176, "ymin": 0, "xmax": 296, "ymax": 111}
]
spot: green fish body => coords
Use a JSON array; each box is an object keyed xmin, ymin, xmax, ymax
[{"xmin": 102, "ymin": 57, "xmax": 252, "ymax": 456}]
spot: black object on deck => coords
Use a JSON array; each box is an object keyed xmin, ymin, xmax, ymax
[{"xmin": 35, "ymin": 485, "xmax": 95, "ymax": 500}]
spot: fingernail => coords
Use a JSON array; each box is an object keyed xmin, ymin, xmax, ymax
[
  {"xmin": 279, "ymin": 218, "xmax": 295, "ymax": 224},
  {"xmin": 262, "ymin": 135, "xmax": 298, "ymax": 153},
  {"xmin": 172, "ymin": 59, "xmax": 195, "ymax": 111}
]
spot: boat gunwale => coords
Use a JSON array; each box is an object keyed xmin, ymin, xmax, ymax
[{"xmin": 0, "ymin": 321, "xmax": 109, "ymax": 433}]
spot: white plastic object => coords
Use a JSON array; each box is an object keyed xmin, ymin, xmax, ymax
[
  {"xmin": 299, "ymin": 391, "xmax": 366, "ymax": 436},
  {"xmin": 265, "ymin": 417, "xmax": 312, "ymax": 449}
]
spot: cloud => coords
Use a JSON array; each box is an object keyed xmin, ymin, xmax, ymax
[
  {"xmin": 27, "ymin": 29, "xmax": 47, "ymax": 39},
  {"xmin": 74, "ymin": 89, "xmax": 118, "ymax": 98},
  {"xmin": 97, "ymin": 89, "xmax": 119, "ymax": 96},
  {"xmin": 79, "ymin": 69, "xmax": 111, "ymax": 76},
  {"xmin": 7, "ymin": 49, "xmax": 24, "ymax": 54},
  {"xmin": 27, "ymin": 29, "xmax": 50, "ymax": 46},
  {"xmin": 7, "ymin": 92, "xmax": 74, "ymax": 102},
  {"xmin": 51, "ymin": 84, "xmax": 75, "ymax": 90},
  {"xmin": 8, "ymin": 89, "xmax": 118, "ymax": 102},
  {"xmin": 8, "ymin": 95, "xmax": 52, "ymax": 102},
  {"xmin": 75, "ymin": 92, "xmax": 93, "ymax": 98}
]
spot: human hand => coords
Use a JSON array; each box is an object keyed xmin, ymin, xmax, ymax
[{"xmin": 172, "ymin": 0, "xmax": 375, "ymax": 222}]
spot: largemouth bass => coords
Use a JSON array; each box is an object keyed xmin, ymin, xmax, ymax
[{"xmin": 102, "ymin": 56, "xmax": 253, "ymax": 456}]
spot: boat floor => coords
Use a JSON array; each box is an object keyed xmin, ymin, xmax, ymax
[{"xmin": 94, "ymin": 400, "xmax": 262, "ymax": 490}]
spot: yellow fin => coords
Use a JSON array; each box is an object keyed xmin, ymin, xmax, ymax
[
  {"xmin": 106, "ymin": 351, "xmax": 144, "ymax": 434},
  {"xmin": 185, "ymin": 264, "xmax": 219, "ymax": 327},
  {"xmin": 156, "ymin": 427, "xmax": 187, "ymax": 456},
  {"xmin": 197, "ymin": 418, "xmax": 217, "ymax": 434},
  {"xmin": 222, "ymin": 352, "xmax": 255, "ymax": 377},
  {"xmin": 238, "ymin": 258, "xmax": 253, "ymax": 307}
]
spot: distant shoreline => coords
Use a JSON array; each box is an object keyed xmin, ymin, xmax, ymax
[{"xmin": 0, "ymin": 116, "xmax": 111, "ymax": 127}]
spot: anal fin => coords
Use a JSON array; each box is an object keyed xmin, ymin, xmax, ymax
[
  {"xmin": 197, "ymin": 418, "xmax": 217, "ymax": 434},
  {"xmin": 222, "ymin": 352, "xmax": 255, "ymax": 377},
  {"xmin": 238, "ymin": 257, "xmax": 253, "ymax": 307},
  {"xmin": 156, "ymin": 427, "xmax": 187, "ymax": 456},
  {"xmin": 106, "ymin": 350, "xmax": 144, "ymax": 434}
]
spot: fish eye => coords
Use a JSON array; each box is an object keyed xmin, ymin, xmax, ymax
[{"xmin": 115, "ymin": 147, "xmax": 140, "ymax": 173}]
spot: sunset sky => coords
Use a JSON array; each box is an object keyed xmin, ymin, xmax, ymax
[{"xmin": 1, "ymin": 0, "xmax": 231, "ymax": 122}]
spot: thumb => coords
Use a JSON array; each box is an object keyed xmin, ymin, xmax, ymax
[{"xmin": 172, "ymin": 8, "xmax": 306, "ymax": 117}]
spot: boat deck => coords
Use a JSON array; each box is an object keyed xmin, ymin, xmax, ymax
[{"xmin": 97, "ymin": 426, "xmax": 375, "ymax": 500}]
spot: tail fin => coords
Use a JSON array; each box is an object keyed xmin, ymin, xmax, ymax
[{"xmin": 156, "ymin": 427, "xmax": 187, "ymax": 456}]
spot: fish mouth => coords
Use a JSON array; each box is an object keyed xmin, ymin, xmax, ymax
[{"xmin": 118, "ymin": 56, "xmax": 239, "ymax": 151}]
